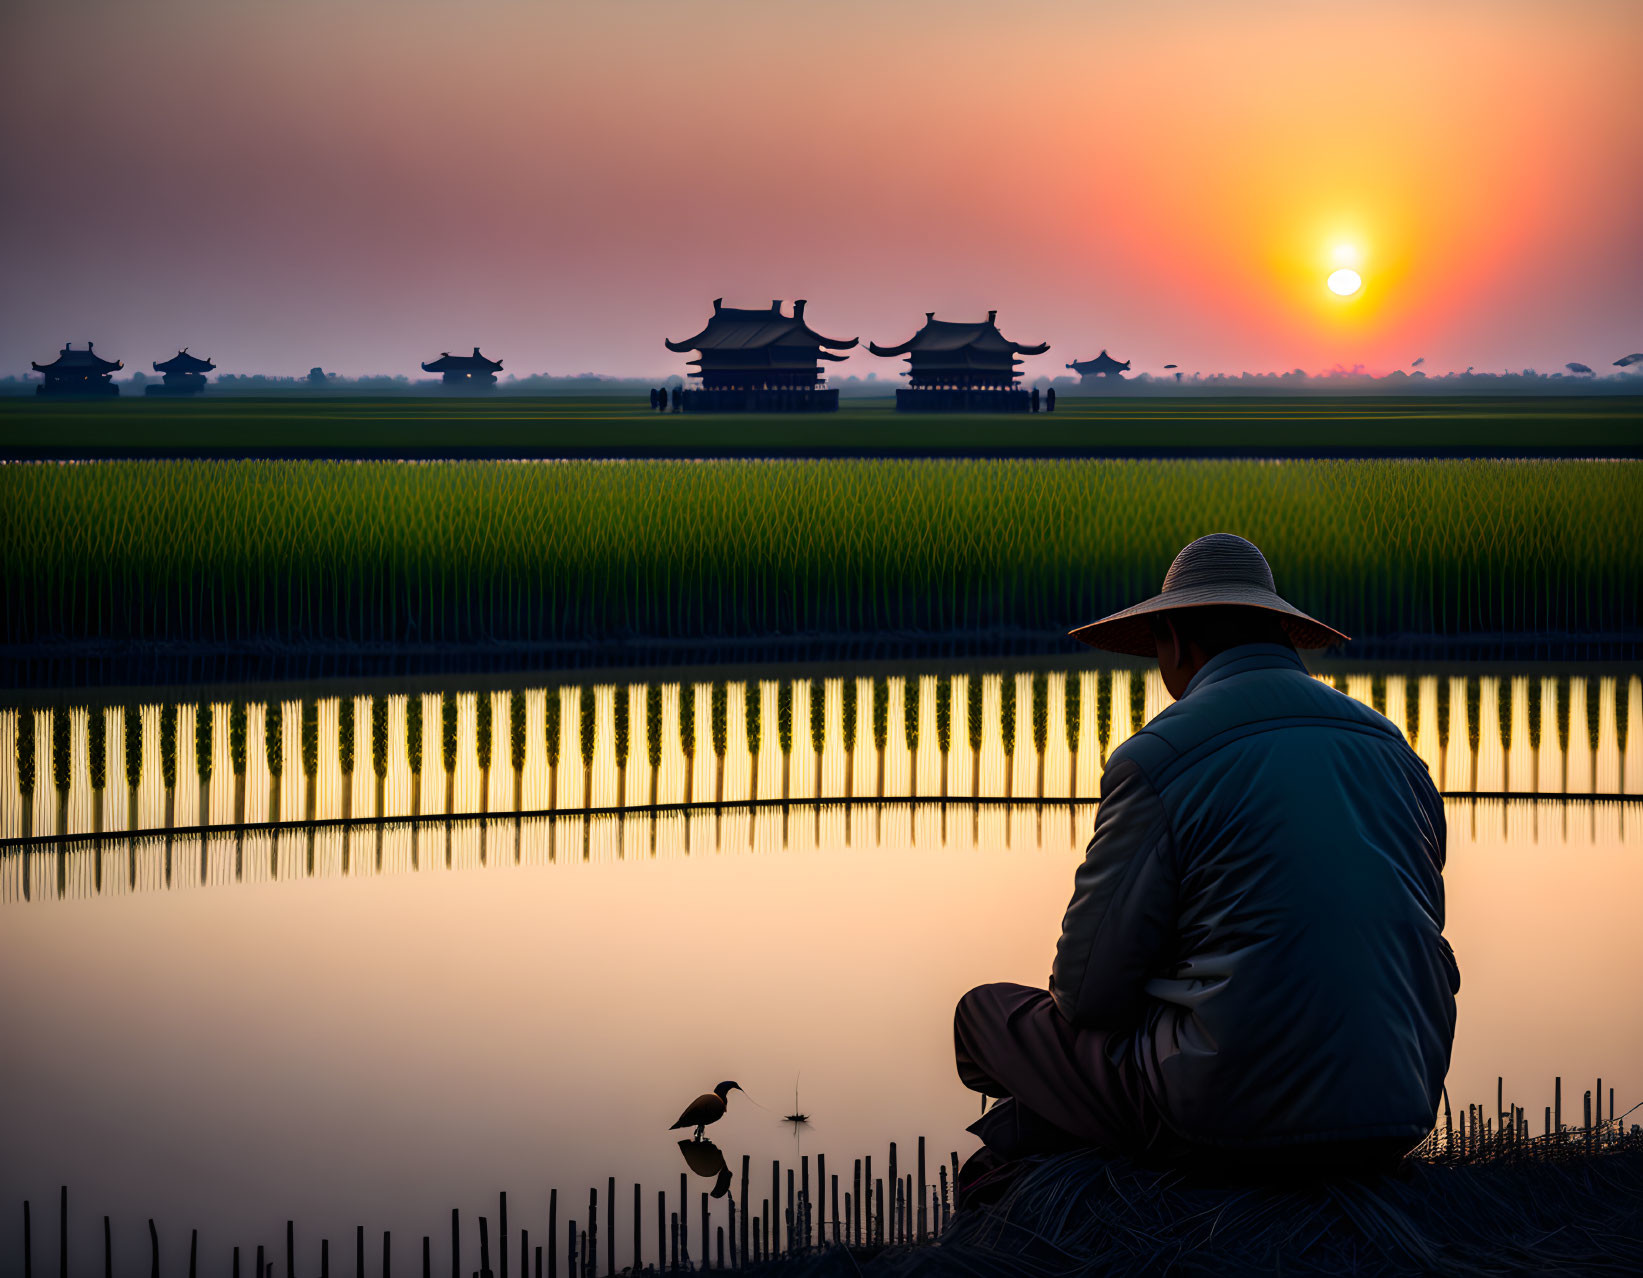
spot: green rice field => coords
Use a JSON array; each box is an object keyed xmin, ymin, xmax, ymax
[
  {"xmin": 1, "ymin": 394, "xmax": 1640, "ymax": 456},
  {"xmin": 3, "ymin": 457, "xmax": 1638, "ymax": 647}
]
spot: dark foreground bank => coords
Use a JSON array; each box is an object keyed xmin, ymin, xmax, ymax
[{"xmin": 751, "ymin": 1137, "xmax": 1643, "ymax": 1277}]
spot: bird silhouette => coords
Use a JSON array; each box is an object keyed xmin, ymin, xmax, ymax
[{"xmin": 670, "ymin": 1081, "xmax": 741, "ymax": 1140}]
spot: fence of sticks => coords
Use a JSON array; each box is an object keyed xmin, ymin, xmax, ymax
[{"xmin": 16, "ymin": 1080, "xmax": 1641, "ymax": 1277}]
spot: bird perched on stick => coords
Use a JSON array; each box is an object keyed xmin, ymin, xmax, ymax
[{"xmin": 670, "ymin": 1081, "xmax": 741, "ymax": 1139}]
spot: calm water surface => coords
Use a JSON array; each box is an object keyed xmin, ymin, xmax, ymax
[{"xmin": 2, "ymin": 661, "xmax": 1640, "ymax": 1275}]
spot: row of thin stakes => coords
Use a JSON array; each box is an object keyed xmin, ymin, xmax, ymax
[
  {"xmin": 19, "ymin": 1139, "xmax": 955, "ymax": 1277},
  {"xmin": 20, "ymin": 1093, "xmax": 1643, "ymax": 1277},
  {"xmin": 1418, "ymin": 1074, "xmax": 1636, "ymax": 1163}
]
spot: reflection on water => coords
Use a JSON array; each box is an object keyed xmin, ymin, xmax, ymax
[
  {"xmin": 0, "ymin": 798, "xmax": 1635, "ymax": 906},
  {"xmin": 1, "ymin": 793, "xmax": 1637, "ymax": 1276},
  {"xmin": 4, "ymin": 665, "xmax": 1638, "ymax": 841}
]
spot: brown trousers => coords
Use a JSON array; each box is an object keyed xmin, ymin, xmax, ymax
[
  {"xmin": 954, "ymin": 982, "xmax": 1414, "ymax": 1176},
  {"xmin": 953, "ymin": 982, "xmax": 1174, "ymax": 1160}
]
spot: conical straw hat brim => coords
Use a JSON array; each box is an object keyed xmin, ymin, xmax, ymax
[{"xmin": 1068, "ymin": 584, "xmax": 1350, "ymax": 658}]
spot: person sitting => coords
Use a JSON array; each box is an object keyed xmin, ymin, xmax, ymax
[{"xmin": 954, "ymin": 533, "xmax": 1458, "ymax": 1196}]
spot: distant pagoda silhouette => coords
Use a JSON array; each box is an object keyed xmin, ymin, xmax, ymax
[
  {"xmin": 1068, "ymin": 350, "xmax": 1131, "ymax": 385},
  {"xmin": 869, "ymin": 311, "xmax": 1048, "ymax": 412},
  {"xmin": 422, "ymin": 347, "xmax": 502, "ymax": 389},
  {"xmin": 665, "ymin": 299, "xmax": 857, "ymax": 412},
  {"xmin": 31, "ymin": 342, "xmax": 122, "ymax": 396},
  {"xmin": 148, "ymin": 349, "xmax": 215, "ymax": 396}
]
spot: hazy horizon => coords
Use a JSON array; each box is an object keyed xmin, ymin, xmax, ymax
[{"xmin": 4, "ymin": 0, "xmax": 1640, "ymax": 380}]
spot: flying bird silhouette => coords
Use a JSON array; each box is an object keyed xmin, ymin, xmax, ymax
[{"xmin": 670, "ymin": 1081, "xmax": 742, "ymax": 1139}]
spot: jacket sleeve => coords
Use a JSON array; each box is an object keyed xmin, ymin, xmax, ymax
[{"xmin": 1050, "ymin": 756, "xmax": 1178, "ymax": 1029}]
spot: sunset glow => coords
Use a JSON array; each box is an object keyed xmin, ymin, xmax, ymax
[
  {"xmin": 1329, "ymin": 269, "xmax": 1364, "ymax": 297},
  {"xmin": 3, "ymin": 1, "xmax": 1640, "ymax": 377}
]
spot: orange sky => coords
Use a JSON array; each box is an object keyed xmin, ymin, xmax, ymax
[{"xmin": 4, "ymin": 0, "xmax": 1640, "ymax": 378}]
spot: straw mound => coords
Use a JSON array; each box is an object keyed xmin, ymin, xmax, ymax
[{"xmin": 757, "ymin": 1139, "xmax": 1643, "ymax": 1276}]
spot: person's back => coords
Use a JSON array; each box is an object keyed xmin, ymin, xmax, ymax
[
  {"xmin": 1062, "ymin": 644, "xmax": 1457, "ymax": 1150},
  {"xmin": 954, "ymin": 534, "xmax": 1458, "ymax": 1188}
]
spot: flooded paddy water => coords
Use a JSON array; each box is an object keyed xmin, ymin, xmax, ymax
[{"xmin": 3, "ymin": 658, "xmax": 1640, "ymax": 1273}]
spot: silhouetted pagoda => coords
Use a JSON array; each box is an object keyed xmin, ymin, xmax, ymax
[
  {"xmin": 869, "ymin": 311, "xmax": 1049, "ymax": 411},
  {"xmin": 665, "ymin": 299, "xmax": 857, "ymax": 411},
  {"xmin": 422, "ymin": 347, "xmax": 502, "ymax": 388},
  {"xmin": 147, "ymin": 349, "xmax": 215, "ymax": 396},
  {"xmin": 31, "ymin": 342, "xmax": 122, "ymax": 396},
  {"xmin": 1068, "ymin": 350, "xmax": 1131, "ymax": 385}
]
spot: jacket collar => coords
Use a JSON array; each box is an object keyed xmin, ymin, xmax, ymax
[{"xmin": 1182, "ymin": 643, "xmax": 1308, "ymax": 699}]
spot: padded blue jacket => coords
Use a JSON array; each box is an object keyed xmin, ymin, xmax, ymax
[{"xmin": 1050, "ymin": 644, "xmax": 1458, "ymax": 1149}]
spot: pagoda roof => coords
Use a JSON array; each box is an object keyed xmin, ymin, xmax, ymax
[
  {"xmin": 1067, "ymin": 350, "xmax": 1130, "ymax": 374},
  {"xmin": 666, "ymin": 299, "xmax": 858, "ymax": 354},
  {"xmin": 869, "ymin": 311, "xmax": 1049, "ymax": 358},
  {"xmin": 422, "ymin": 347, "xmax": 503, "ymax": 373},
  {"xmin": 32, "ymin": 342, "xmax": 123, "ymax": 373},
  {"xmin": 153, "ymin": 349, "xmax": 215, "ymax": 373}
]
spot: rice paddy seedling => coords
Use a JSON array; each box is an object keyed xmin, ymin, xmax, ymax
[
  {"xmin": 1617, "ymin": 678, "xmax": 1630, "ymax": 788},
  {"xmin": 1585, "ymin": 679, "xmax": 1601, "ymax": 757},
  {"xmin": 370, "ymin": 697, "xmax": 387, "ymax": 779},
  {"xmin": 809, "ymin": 679, "xmax": 825, "ymax": 759},
  {"xmin": 159, "ymin": 703, "xmax": 178, "ymax": 790},
  {"xmin": 1465, "ymin": 677, "xmax": 1481, "ymax": 787},
  {"xmin": 777, "ymin": 679, "xmax": 793, "ymax": 758},
  {"xmin": 1527, "ymin": 679, "xmax": 1542, "ymax": 751},
  {"xmin": 1437, "ymin": 678, "xmax": 1453, "ymax": 779},
  {"xmin": 904, "ymin": 677, "xmax": 920, "ymax": 755},
  {"xmin": 1097, "ymin": 669, "xmax": 1112, "ymax": 761},
  {"xmin": 842, "ymin": 678, "xmax": 858, "ymax": 754},
  {"xmin": 52, "ymin": 705, "xmax": 70, "ymax": 794},
  {"xmin": 301, "ymin": 699, "xmax": 319, "ymax": 780},
  {"xmin": 441, "ymin": 692, "xmax": 458, "ymax": 775},
  {"xmin": 88, "ymin": 706, "xmax": 106, "ymax": 792},
  {"xmin": 1129, "ymin": 668, "xmax": 1146, "ymax": 734},
  {"xmin": 264, "ymin": 702, "xmax": 282, "ymax": 778},
  {"xmin": 5, "ymin": 458, "xmax": 1636, "ymax": 647},
  {"xmin": 230, "ymin": 701, "xmax": 248, "ymax": 776},
  {"xmin": 1407, "ymin": 679, "xmax": 1423, "ymax": 747},
  {"xmin": 339, "ymin": 696, "xmax": 355, "ymax": 776},
  {"xmin": 937, "ymin": 674, "xmax": 953, "ymax": 759},
  {"xmin": 1001, "ymin": 675, "xmax": 1017, "ymax": 758},
  {"xmin": 710, "ymin": 682, "xmax": 727, "ymax": 761},
  {"xmin": 1372, "ymin": 673, "xmax": 1387, "ymax": 717},
  {"xmin": 476, "ymin": 692, "xmax": 493, "ymax": 773},
  {"xmin": 744, "ymin": 679, "xmax": 762, "ymax": 759},
  {"xmin": 613, "ymin": 685, "xmax": 630, "ymax": 768},
  {"xmin": 679, "ymin": 682, "xmax": 695, "ymax": 756},
  {"xmin": 545, "ymin": 687, "xmax": 562, "ymax": 768},
  {"xmin": 579, "ymin": 686, "xmax": 596, "ymax": 798},
  {"xmin": 15, "ymin": 709, "xmax": 35, "ymax": 799},
  {"xmin": 405, "ymin": 696, "xmax": 422, "ymax": 776},
  {"xmin": 645, "ymin": 684, "xmax": 663, "ymax": 771},
  {"xmin": 195, "ymin": 701, "xmax": 212, "ymax": 785},
  {"xmin": 123, "ymin": 704, "xmax": 140, "ymax": 790}
]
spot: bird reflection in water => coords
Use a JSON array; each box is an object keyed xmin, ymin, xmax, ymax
[{"xmin": 677, "ymin": 1136, "xmax": 734, "ymax": 1198}]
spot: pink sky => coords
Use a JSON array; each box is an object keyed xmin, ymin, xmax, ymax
[{"xmin": 4, "ymin": 0, "xmax": 1640, "ymax": 380}]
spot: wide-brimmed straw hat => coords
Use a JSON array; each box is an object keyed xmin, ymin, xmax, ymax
[{"xmin": 1069, "ymin": 533, "xmax": 1350, "ymax": 657}]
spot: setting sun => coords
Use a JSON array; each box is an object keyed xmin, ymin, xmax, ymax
[{"xmin": 1328, "ymin": 268, "xmax": 1363, "ymax": 296}]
